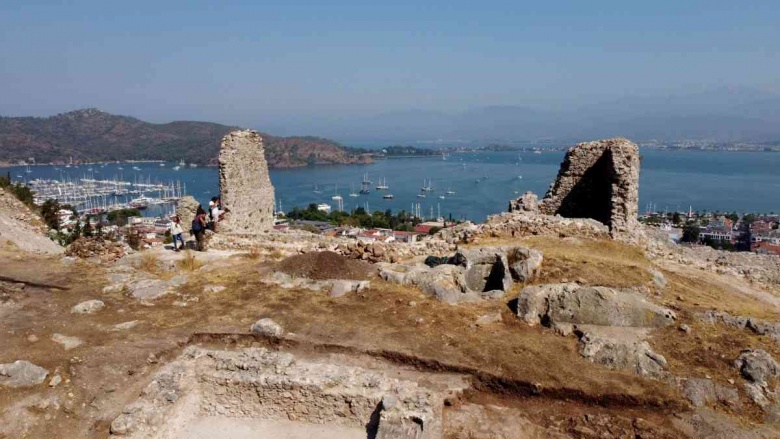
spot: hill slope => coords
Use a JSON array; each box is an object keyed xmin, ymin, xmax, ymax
[{"xmin": 0, "ymin": 109, "xmax": 371, "ymax": 168}]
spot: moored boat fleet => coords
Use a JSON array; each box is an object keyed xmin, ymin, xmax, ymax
[{"xmin": 26, "ymin": 176, "xmax": 186, "ymax": 215}]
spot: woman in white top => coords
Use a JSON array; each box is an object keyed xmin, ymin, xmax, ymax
[{"xmin": 169, "ymin": 215, "xmax": 185, "ymax": 251}]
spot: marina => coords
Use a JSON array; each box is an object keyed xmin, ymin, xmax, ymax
[{"xmin": 24, "ymin": 172, "xmax": 186, "ymax": 216}]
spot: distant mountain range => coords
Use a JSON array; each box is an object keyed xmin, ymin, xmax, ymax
[
  {"xmin": 265, "ymin": 86, "xmax": 780, "ymax": 145},
  {"xmin": 0, "ymin": 109, "xmax": 371, "ymax": 168}
]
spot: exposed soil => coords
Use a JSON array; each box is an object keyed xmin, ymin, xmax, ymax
[
  {"xmin": 276, "ymin": 251, "xmax": 373, "ymax": 280},
  {"xmin": 2, "ymin": 234, "xmax": 780, "ymax": 438}
]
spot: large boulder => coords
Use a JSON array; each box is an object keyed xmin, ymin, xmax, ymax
[
  {"xmin": 517, "ymin": 283, "xmax": 676, "ymax": 328},
  {"xmin": 404, "ymin": 264, "xmax": 474, "ymax": 304},
  {"xmin": 539, "ymin": 138, "xmax": 640, "ymax": 237},
  {"xmin": 736, "ymin": 349, "xmax": 780, "ymax": 386},
  {"xmin": 506, "ymin": 246, "xmax": 543, "ymax": 282},
  {"xmin": 218, "ymin": 130, "xmax": 276, "ymax": 234}
]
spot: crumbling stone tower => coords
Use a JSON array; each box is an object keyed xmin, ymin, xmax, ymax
[
  {"xmin": 539, "ymin": 138, "xmax": 640, "ymax": 237},
  {"xmin": 218, "ymin": 130, "xmax": 275, "ymax": 234}
]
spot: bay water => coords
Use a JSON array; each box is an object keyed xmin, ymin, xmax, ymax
[{"xmin": 5, "ymin": 150, "xmax": 779, "ymax": 222}]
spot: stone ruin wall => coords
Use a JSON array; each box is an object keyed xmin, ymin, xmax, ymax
[
  {"xmin": 538, "ymin": 138, "xmax": 640, "ymax": 237},
  {"xmin": 218, "ymin": 130, "xmax": 276, "ymax": 234}
]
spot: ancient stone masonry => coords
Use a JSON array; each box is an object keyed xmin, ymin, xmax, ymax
[
  {"xmin": 538, "ymin": 138, "xmax": 640, "ymax": 237},
  {"xmin": 218, "ymin": 130, "xmax": 275, "ymax": 234}
]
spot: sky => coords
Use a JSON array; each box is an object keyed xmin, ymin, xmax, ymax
[{"xmin": 1, "ymin": 1, "xmax": 779, "ymax": 139}]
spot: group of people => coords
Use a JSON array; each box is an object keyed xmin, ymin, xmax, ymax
[{"xmin": 168, "ymin": 196, "xmax": 229, "ymax": 252}]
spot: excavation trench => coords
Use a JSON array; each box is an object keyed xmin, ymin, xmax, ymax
[
  {"xmin": 110, "ymin": 332, "xmax": 686, "ymax": 438},
  {"xmin": 186, "ymin": 332, "xmax": 686, "ymax": 411}
]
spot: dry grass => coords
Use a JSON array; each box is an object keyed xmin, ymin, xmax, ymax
[
  {"xmin": 176, "ymin": 250, "xmax": 203, "ymax": 271},
  {"xmin": 242, "ymin": 246, "xmax": 262, "ymax": 260},
  {"xmin": 473, "ymin": 236, "xmax": 652, "ymax": 288},
  {"xmin": 135, "ymin": 251, "xmax": 161, "ymax": 274}
]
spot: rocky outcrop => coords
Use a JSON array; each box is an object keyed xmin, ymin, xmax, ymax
[
  {"xmin": 378, "ymin": 246, "xmax": 542, "ymax": 303},
  {"xmin": 517, "ymin": 283, "xmax": 676, "ymax": 328},
  {"xmin": 0, "ymin": 188, "xmax": 62, "ymax": 254},
  {"xmin": 218, "ymin": 130, "xmax": 275, "ymax": 234},
  {"xmin": 517, "ymin": 283, "xmax": 676, "ymax": 378},
  {"xmin": 697, "ymin": 311, "xmax": 780, "ymax": 343},
  {"xmin": 735, "ymin": 349, "xmax": 780, "ymax": 410},
  {"xmin": 538, "ymin": 138, "xmax": 640, "ymax": 237}
]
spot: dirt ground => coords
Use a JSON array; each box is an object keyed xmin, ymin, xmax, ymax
[
  {"xmin": 1, "ymin": 235, "xmax": 779, "ymax": 438},
  {"xmin": 276, "ymin": 250, "xmax": 373, "ymax": 280}
]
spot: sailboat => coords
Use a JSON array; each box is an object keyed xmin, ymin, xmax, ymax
[
  {"xmin": 313, "ymin": 183, "xmax": 323, "ymax": 194},
  {"xmin": 331, "ymin": 185, "xmax": 343, "ymax": 201},
  {"xmin": 445, "ymin": 187, "xmax": 456, "ymax": 195},
  {"xmin": 375, "ymin": 177, "xmax": 389, "ymax": 191},
  {"xmin": 348, "ymin": 184, "xmax": 359, "ymax": 197}
]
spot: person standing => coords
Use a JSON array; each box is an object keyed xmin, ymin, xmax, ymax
[
  {"xmin": 193, "ymin": 206, "xmax": 208, "ymax": 251},
  {"xmin": 169, "ymin": 215, "xmax": 185, "ymax": 251}
]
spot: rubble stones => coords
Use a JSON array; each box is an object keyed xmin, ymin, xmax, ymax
[
  {"xmin": 481, "ymin": 211, "xmax": 610, "ymax": 242},
  {"xmin": 0, "ymin": 360, "xmax": 49, "ymax": 388},
  {"xmin": 218, "ymin": 130, "xmax": 275, "ymax": 234},
  {"xmin": 517, "ymin": 283, "xmax": 676, "ymax": 328},
  {"xmin": 71, "ymin": 299, "xmax": 105, "ymax": 314},
  {"xmin": 65, "ymin": 237, "xmax": 127, "ymax": 262},
  {"xmin": 538, "ymin": 138, "xmax": 640, "ymax": 237},
  {"xmin": 250, "ymin": 318, "xmax": 284, "ymax": 337}
]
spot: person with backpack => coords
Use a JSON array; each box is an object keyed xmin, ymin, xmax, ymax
[{"xmin": 193, "ymin": 205, "xmax": 208, "ymax": 251}]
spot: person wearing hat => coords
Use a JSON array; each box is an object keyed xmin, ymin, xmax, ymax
[{"xmin": 169, "ymin": 214, "xmax": 185, "ymax": 251}]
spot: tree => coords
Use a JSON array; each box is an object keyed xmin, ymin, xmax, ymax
[
  {"xmin": 672, "ymin": 212, "xmax": 682, "ymax": 225},
  {"xmin": 40, "ymin": 199, "xmax": 61, "ymax": 230},
  {"xmin": 681, "ymin": 225, "xmax": 700, "ymax": 243},
  {"xmin": 106, "ymin": 208, "xmax": 141, "ymax": 226}
]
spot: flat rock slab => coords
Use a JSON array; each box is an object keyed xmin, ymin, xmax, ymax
[
  {"xmin": 128, "ymin": 278, "xmax": 171, "ymax": 300},
  {"xmin": 51, "ymin": 333, "xmax": 83, "ymax": 350},
  {"xmin": 0, "ymin": 360, "xmax": 48, "ymax": 388}
]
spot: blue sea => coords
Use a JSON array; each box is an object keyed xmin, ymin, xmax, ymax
[{"xmin": 5, "ymin": 150, "xmax": 779, "ymax": 222}]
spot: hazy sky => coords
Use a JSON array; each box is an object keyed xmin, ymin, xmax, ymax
[{"xmin": 1, "ymin": 0, "xmax": 779, "ymax": 130}]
